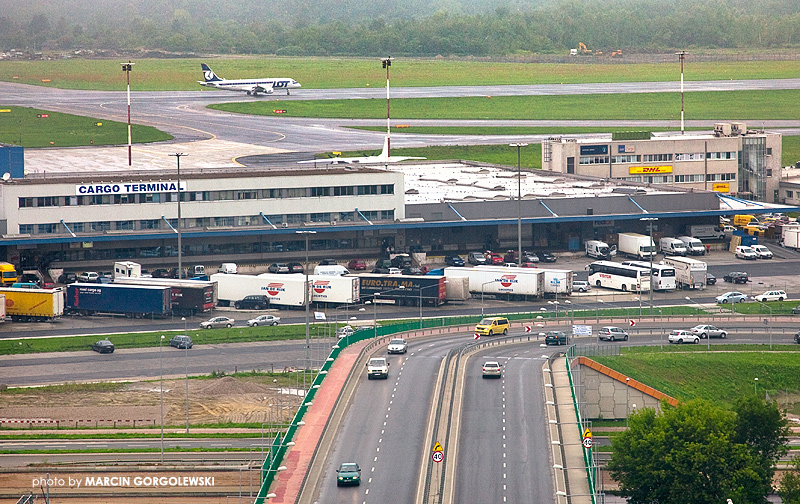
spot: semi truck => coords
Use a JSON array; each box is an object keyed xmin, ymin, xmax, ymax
[
  {"xmin": 541, "ymin": 269, "xmax": 574, "ymax": 297},
  {"xmin": 212, "ymin": 273, "xmax": 308, "ymax": 308},
  {"xmin": 354, "ymin": 274, "xmax": 447, "ymax": 306},
  {"xmin": 585, "ymin": 240, "xmax": 617, "ymax": 260},
  {"xmin": 663, "ymin": 256, "xmax": 707, "ymax": 290},
  {"xmin": 112, "ymin": 277, "xmax": 217, "ymax": 315},
  {"xmin": 0, "ymin": 286, "xmax": 64, "ymax": 321},
  {"xmin": 309, "ymin": 275, "xmax": 361, "ymax": 305},
  {"xmin": 443, "ymin": 266, "xmax": 544, "ymax": 300},
  {"xmin": 66, "ymin": 283, "xmax": 171, "ymax": 317},
  {"xmin": 617, "ymin": 233, "xmax": 656, "ymax": 260}
]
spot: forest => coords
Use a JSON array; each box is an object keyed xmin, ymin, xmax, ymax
[{"xmin": 2, "ymin": 0, "xmax": 800, "ymax": 57}]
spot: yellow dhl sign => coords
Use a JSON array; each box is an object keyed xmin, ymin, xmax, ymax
[
  {"xmin": 629, "ymin": 166, "xmax": 673, "ymax": 174},
  {"xmin": 712, "ymin": 183, "xmax": 730, "ymax": 192}
]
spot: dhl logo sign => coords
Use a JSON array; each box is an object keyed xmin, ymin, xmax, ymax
[
  {"xmin": 629, "ymin": 166, "xmax": 672, "ymax": 174},
  {"xmin": 712, "ymin": 183, "xmax": 730, "ymax": 192},
  {"xmin": 498, "ymin": 275, "xmax": 518, "ymax": 287},
  {"xmin": 312, "ymin": 281, "xmax": 331, "ymax": 294},
  {"xmin": 262, "ymin": 283, "xmax": 285, "ymax": 296}
]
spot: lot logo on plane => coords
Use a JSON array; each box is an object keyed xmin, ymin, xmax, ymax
[
  {"xmin": 498, "ymin": 275, "xmax": 518, "ymax": 288},
  {"xmin": 313, "ymin": 281, "xmax": 331, "ymax": 294},
  {"xmin": 263, "ymin": 283, "xmax": 285, "ymax": 296}
]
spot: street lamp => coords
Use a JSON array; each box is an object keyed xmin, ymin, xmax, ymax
[
  {"xmin": 754, "ymin": 377, "xmax": 759, "ymax": 395},
  {"xmin": 625, "ymin": 377, "xmax": 631, "ymax": 427},
  {"xmin": 481, "ymin": 280, "xmax": 496, "ymax": 317},
  {"xmin": 184, "ymin": 317, "xmax": 189, "ymax": 434},
  {"xmin": 381, "ymin": 56, "xmax": 394, "ymax": 157},
  {"xmin": 676, "ymin": 50, "xmax": 687, "ymax": 135},
  {"xmin": 296, "ymin": 230, "xmax": 316, "ymax": 370},
  {"xmin": 640, "ymin": 217, "xmax": 658, "ymax": 314},
  {"xmin": 169, "ymin": 153, "xmax": 186, "ymax": 279},
  {"xmin": 120, "ymin": 60, "xmax": 134, "ymax": 166},
  {"xmin": 510, "ymin": 143, "xmax": 528, "ymax": 266},
  {"xmin": 159, "ymin": 334, "xmax": 165, "ymax": 461},
  {"xmin": 418, "ymin": 281, "xmax": 446, "ymax": 329}
]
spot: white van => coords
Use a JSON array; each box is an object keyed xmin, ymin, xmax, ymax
[
  {"xmin": 218, "ymin": 262, "xmax": 238, "ymax": 274},
  {"xmin": 313, "ymin": 265, "xmax": 350, "ymax": 276},
  {"xmin": 659, "ymin": 237, "xmax": 687, "ymax": 256},
  {"xmin": 677, "ymin": 236, "xmax": 706, "ymax": 256},
  {"xmin": 585, "ymin": 240, "xmax": 616, "ymax": 260}
]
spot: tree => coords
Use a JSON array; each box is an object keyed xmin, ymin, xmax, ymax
[
  {"xmin": 608, "ymin": 398, "xmax": 787, "ymax": 504},
  {"xmin": 780, "ymin": 456, "xmax": 800, "ymax": 504}
]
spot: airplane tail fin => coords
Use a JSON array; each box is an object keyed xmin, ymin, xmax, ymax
[
  {"xmin": 379, "ymin": 135, "xmax": 390, "ymax": 161},
  {"xmin": 200, "ymin": 63, "xmax": 222, "ymax": 82}
]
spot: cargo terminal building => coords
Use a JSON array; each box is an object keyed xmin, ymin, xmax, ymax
[
  {"xmin": 541, "ymin": 123, "xmax": 782, "ymax": 203},
  {"xmin": 0, "ymin": 147, "xmax": 794, "ymax": 273}
]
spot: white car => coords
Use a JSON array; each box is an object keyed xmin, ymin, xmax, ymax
[
  {"xmin": 247, "ymin": 314, "xmax": 280, "ymax": 327},
  {"xmin": 735, "ymin": 246, "xmax": 757, "ymax": 260},
  {"xmin": 751, "ymin": 245, "xmax": 773, "ymax": 259},
  {"xmin": 753, "ymin": 290, "xmax": 787, "ymax": 302},
  {"xmin": 573, "ymin": 280, "xmax": 591, "ymax": 292},
  {"xmin": 387, "ymin": 338, "xmax": 408, "ymax": 354},
  {"xmin": 668, "ymin": 330, "xmax": 700, "ymax": 344},
  {"xmin": 336, "ymin": 325, "xmax": 355, "ymax": 338},
  {"xmin": 78, "ymin": 271, "xmax": 99, "ymax": 282}
]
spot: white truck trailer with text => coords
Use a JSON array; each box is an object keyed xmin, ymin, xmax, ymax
[
  {"xmin": 663, "ymin": 256, "xmax": 707, "ymax": 289},
  {"xmin": 443, "ymin": 266, "xmax": 544, "ymax": 300},
  {"xmin": 618, "ymin": 233, "xmax": 657, "ymax": 260}
]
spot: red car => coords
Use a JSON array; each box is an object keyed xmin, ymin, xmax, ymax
[
  {"xmin": 486, "ymin": 252, "xmax": 503, "ymax": 265},
  {"xmin": 348, "ymin": 259, "xmax": 367, "ymax": 271}
]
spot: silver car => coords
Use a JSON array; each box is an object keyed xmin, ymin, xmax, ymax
[
  {"xmin": 482, "ymin": 361, "xmax": 502, "ymax": 378},
  {"xmin": 200, "ymin": 316, "xmax": 235, "ymax": 329},
  {"xmin": 247, "ymin": 314, "xmax": 280, "ymax": 327},
  {"xmin": 689, "ymin": 324, "xmax": 727, "ymax": 339},
  {"xmin": 668, "ymin": 329, "xmax": 699, "ymax": 344},
  {"xmin": 597, "ymin": 326, "xmax": 629, "ymax": 341},
  {"xmin": 387, "ymin": 338, "xmax": 408, "ymax": 354}
]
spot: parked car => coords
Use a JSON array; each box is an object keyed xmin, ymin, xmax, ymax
[
  {"xmin": 234, "ymin": 295, "xmax": 271, "ymax": 310},
  {"xmin": 689, "ymin": 324, "xmax": 727, "ymax": 339},
  {"xmin": 536, "ymin": 251, "xmax": 557, "ymax": 263},
  {"xmin": 795, "ymin": 330, "xmax": 800, "ymax": 344},
  {"xmin": 150, "ymin": 268, "xmax": 171, "ymax": 279},
  {"xmin": 388, "ymin": 268, "xmax": 402, "ymax": 275},
  {"xmin": 444, "ymin": 254, "xmax": 465, "ymax": 267},
  {"xmin": 347, "ymin": 259, "xmax": 367, "ymax": 271},
  {"xmin": 723, "ymin": 272, "xmax": 750, "ymax": 284},
  {"xmin": 751, "ymin": 245, "xmax": 773, "ymax": 259},
  {"xmin": 486, "ymin": 252, "xmax": 504, "ymax": 265},
  {"xmin": 268, "ymin": 263, "xmax": 290, "ymax": 274},
  {"xmin": 58, "ymin": 272, "xmax": 77, "ymax": 284},
  {"xmin": 520, "ymin": 261, "xmax": 539, "ymax": 268},
  {"xmin": 502, "ymin": 262, "xmax": 519, "ymax": 268},
  {"xmin": 482, "ymin": 361, "xmax": 502, "ymax": 378},
  {"xmin": 793, "ymin": 305, "xmax": 800, "ymax": 315},
  {"xmin": 336, "ymin": 462, "xmax": 361, "ymax": 487},
  {"xmin": 668, "ymin": 329, "xmax": 700, "ymax": 344},
  {"xmin": 402, "ymin": 267, "xmax": 424, "ymax": 275},
  {"xmin": 336, "ymin": 325, "xmax": 355, "ymax": 338},
  {"xmin": 706, "ymin": 272, "xmax": 716, "ymax": 285},
  {"xmin": 715, "ymin": 291, "xmax": 748, "ymax": 304},
  {"xmin": 287, "ymin": 262, "xmax": 304, "ymax": 274},
  {"xmin": 597, "ymin": 326, "xmax": 629, "ymax": 341},
  {"xmin": 753, "ymin": 290, "xmax": 787, "ymax": 302},
  {"xmin": 544, "ymin": 330, "xmax": 569, "ymax": 345},
  {"xmin": 573, "ymin": 280, "xmax": 591, "ymax": 292},
  {"xmin": 372, "ymin": 267, "xmax": 391, "ymax": 274},
  {"xmin": 97, "ymin": 274, "xmax": 113, "ymax": 284},
  {"xmin": 247, "ymin": 314, "xmax": 280, "ymax": 327},
  {"xmin": 503, "ymin": 250, "xmax": 539, "ymax": 264},
  {"xmin": 169, "ymin": 335, "xmax": 193, "ymax": 349},
  {"xmin": 467, "ymin": 252, "xmax": 487, "ymax": 265},
  {"xmin": 78, "ymin": 271, "xmax": 100, "ymax": 283},
  {"xmin": 735, "ymin": 246, "xmax": 757, "ymax": 260},
  {"xmin": 318, "ymin": 259, "xmax": 338, "ymax": 266},
  {"xmin": 91, "ymin": 339, "xmax": 115, "ymax": 353},
  {"xmin": 387, "ymin": 338, "xmax": 408, "ymax": 354},
  {"xmin": 200, "ymin": 316, "xmax": 235, "ymax": 329}
]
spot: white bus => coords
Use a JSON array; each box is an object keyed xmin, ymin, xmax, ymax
[
  {"xmin": 621, "ymin": 261, "xmax": 677, "ymax": 291},
  {"xmin": 587, "ymin": 261, "xmax": 651, "ymax": 293}
]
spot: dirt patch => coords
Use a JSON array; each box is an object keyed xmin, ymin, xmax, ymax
[{"xmin": 0, "ymin": 375, "xmax": 302, "ymax": 428}]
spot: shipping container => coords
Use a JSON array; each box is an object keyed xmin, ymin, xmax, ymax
[
  {"xmin": 66, "ymin": 283, "xmax": 171, "ymax": 317},
  {"xmin": 0, "ymin": 287, "xmax": 64, "ymax": 321}
]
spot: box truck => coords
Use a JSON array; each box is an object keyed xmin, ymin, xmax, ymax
[
  {"xmin": 354, "ymin": 274, "xmax": 447, "ymax": 306},
  {"xmin": 113, "ymin": 277, "xmax": 217, "ymax": 315},
  {"xmin": 66, "ymin": 283, "xmax": 171, "ymax": 317},
  {"xmin": 659, "ymin": 237, "xmax": 687, "ymax": 256},
  {"xmin": 617, "ymin": 233, "xmax": 657, "ymax": 260},
  {"xmin": 585, "ymin": 240, "xmax": 617, "ymax": 260},
  {"xmin": 212, "ymin": 273, "xmax": 307, "ymax": 308},
  {"xmin": 663, "ymin": 256, "xmax": 707, "ymax": 290},
  {"xmin": 0, "ymin": 287, "xmax": 64, "ymax": 321},
  {"xmin": 689, "ymin": 225, "xmax": 725, "ymax": 241},
  {"xmin": 781, "ymin": 227, "xmax": 800, "ymax": 250},
  {"xmin": 443, "ymin": 266, "xmax": 544, "ymax": 300},
  {"xmin": 309, "ymin": 275, "xmax": 361, "ymax": 305}
]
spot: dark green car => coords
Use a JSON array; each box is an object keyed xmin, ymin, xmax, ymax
[
  {"xmin": 336, "ymin": 462, "xmax": 361, "ymax": 487},
  {"xmin": 544, "ymin": 331, "xmax": 569, "ymax": 346}
]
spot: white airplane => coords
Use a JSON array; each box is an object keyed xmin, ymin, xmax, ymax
[
  {"xmin": 197, "ymin": 63, "xmax": 301, "ymax": 96},
  {"xmin": 298, "ymin": 136, "xmax": 426, "ymax": 164}
]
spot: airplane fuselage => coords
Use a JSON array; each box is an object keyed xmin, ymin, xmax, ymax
[{"xmin": 199, "ymin": 78, "xmax": 301, "ymax": 95}]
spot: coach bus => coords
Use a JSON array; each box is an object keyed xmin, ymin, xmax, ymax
[
  {"xmin": 587, "ymin": 261, "xmax": 651, "ymax": 293},
  {"xmin": 621, "ymin": 261, "xmax": 677, "ymax": 291}
]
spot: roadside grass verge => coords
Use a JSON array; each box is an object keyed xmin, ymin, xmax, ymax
[
  {"xmin": 0, "ymin": 432, "xmax": 262, "ymax": 440},
  {"xmin": 3, "ymin": 57, "xmax": 800, "ymax": 90},
  {"xmin": 0, "ymin": 447, "xmax": 251, "ymax": 454},
  {"xmin": 209, "ymin": 89, "xmax": 800, "ymax": 121},
  {"xmin": 0, "ymin": 106, "xmax": 172, "ymax": 147},
  {"xmin": 725, "ymin": 300, "xmax": 800, "ymax": 315},
  {"xmin": 592, "ymin": 346, "xmax": 800, "ymax": 407}
]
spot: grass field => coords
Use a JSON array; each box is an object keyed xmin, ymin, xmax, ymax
[
  {"xmin": 3, "ymin": 57, "xmax": 800, "ymax": 90},
  {"xmin": 593, "ymin": 346, "xmax": 800, "ymax": 411},
  {"xmin": 0, "ymin": 106, "xmax": 172, "ymax": 147}
]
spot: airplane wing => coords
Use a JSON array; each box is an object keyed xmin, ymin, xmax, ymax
[{"xmin": 250, "ymin": 84, "xmax": 273, "ymax": 95}]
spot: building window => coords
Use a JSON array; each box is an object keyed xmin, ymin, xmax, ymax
[
  {"xmin": 286, "ymin": 188, "xmax": 305, "ymax": 198},
  {"xmin": 311, "ymin": 187, "xmax": 330, "ymax": 197},
  {"xmin": 265, "ymin": 189, "xmax": 283, "ymax": 199},
  {"xmin": 117, "ymin": 221, "xmax": 135, "ymax": 230},
  {"xmin": 19, "ymin": 198, "xmax": 34, "ymax": 208},
  {"xmin": 310, "ymin": 213, "xmax": 331, "ymax": 222},
  {"xmin": 705, "ymin": 173, "xmax": 736, "ymax": 182},
  {"xmin": 38, "ymin": 223, "xmax": 59, "ymax": 234},
  {"xmin": 675, "ymin": 174, "xmax": 705, "ymax": 183},
  {"xmin": 579, "ymin": 156, "xmax": 609, "ymax": 165},
  {"xmin": 787, "ymin": 191, "xmax": 794, "ymax": 198},
  {"xmin": 334, "ymin": 186, "xmax": 354, "ymax": 196},
  {"xmin": 140, "ymin": 220, "xmax": 160, "ymax": 230},
  {"xmin": 380, "ymin": 210, "xmax": 395, "ymax": 220},
  {"xmin": 641, "ymin": 153, "xmax": 673, "ymax": 162},
  {"xmin": 675, "ymin": 153, "xmax": 705, "ymax": 161},
  {"xmin": 642, "ymin": 175, "xmax": 673, "ymax": 184},
  {"xmin": 37, "ymin": 196, "xmax": 59, "ymax": 207},
  {"xmin": 380, "ymin": 184, "xmax": 394, "ymax": 195},
  {"xmin": 19, "ymin": 224, "xmax": 34, "ymax": 234},
  {"xmin": 611, "ymin": 155, "xmax": 640, "ymax": 163},
  {"xmin": 68, "ymin": 222, "xmax": 84, "ymax": 233},
  {"xmin": 338, "ymin": 212, "xmax": 355, "ymax": 222},
  {"xmin": 358, "ymin": 185, "xmax": 378, "ymax": 195},
  {"xmin": 707, "ymin": 151, "xmax": 736, "ymax": 160},
  {"xmin": 236, "ymin": 190, "xmax": 258, "ymax": 200},
  {"xmin": 767, "ymin": 147, "xmax": 772, "ymax": 155},
  {"xmin": 214, "ymin": 216, "xmax": 234, "ymax": 227},
  {"xmin": 144, "ymin": 193, "xmax": 160, "ymax": 203}
]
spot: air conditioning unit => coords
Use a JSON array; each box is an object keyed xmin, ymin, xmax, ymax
[{"xmin": 281, "ymin": 222, "xmax": 288, "ymax": 228}]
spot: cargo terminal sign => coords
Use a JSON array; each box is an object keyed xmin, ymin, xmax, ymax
[
  {"xmin": 629, "ymin": 166, "xmax": 673, "ymax": 174},
  {"xmin": 75, "ymin": 181, "xmax": 187, "ymax": 195}
]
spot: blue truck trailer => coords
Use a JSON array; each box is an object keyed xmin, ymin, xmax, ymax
[{"xmin": 66, "ymin": 283, "xmax": 172, "ymax": 317}]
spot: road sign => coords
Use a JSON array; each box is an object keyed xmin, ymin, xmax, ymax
[
  {"xmin": 524, "ymin": 326, "xmax": 531, "ymax": 333},
  {"xmin": 432, "ymin": 451, "xmax": 444, "ymax": 463},
  {"xmin": 582, "ymin": 428, "xmax": 593, "ymax": 449},
  {"xmin": 629, "ymin": 319, "xmax": 636, "ymax": 327},
  {"xmin": 473, "ymin": 333, "xmax": 480, "ymax": 340},
  {"xmin": 432, "ymin": 441, "xmax": 443, "ymax": 452}
]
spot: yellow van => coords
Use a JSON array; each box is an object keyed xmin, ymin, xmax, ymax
[
  {"xmin": 733, "ymin": 214, "xmax": 757, "ymax": 227},
  {"xmin": 0, "ymin": 262, "xmax": 18, "ymax": 286},
  {"xmin": 474, "ymin": 317, "xmax": 510, "ymax": 336}
]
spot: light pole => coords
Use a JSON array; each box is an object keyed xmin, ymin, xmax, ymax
[
  {"xmin": 510, "ymin": 143, "xmax": 528, "ymax": 266},
  {"xmin": 676, "ymin": 50, "xmax": 687, "ymax": 135},
  {"xmin": 159, "ymin": 334, "xmax": 165, "ymax": 461},
  {"xmin": 418, "ymin": 282, "xmax": 446, "ymax": 329},
  {"xmin": 640, "ymin": 217, "xmax": 658, "ymax": 314},
  {"xmin": 381, "ymin": 56, "xmax": 394, "ymax": 157},
  {"xmin": 169, "ymin": 153, "xmax": 186, "ymax": 279},
  {"xmin": 183, "ymin": 317, "xmax": 189, "ymax": 433},
  {"xmin": 120, "ymin": 61, "xmax": 134, "ymax": 166},
  {"xmin": 684, "ymin": 296, "xmax": 710, "ymax": 350},
  {"xmin": 751, "ymin": 299, "xmax": 773, "ymax": 350},
  {"xmin": 754, "ymin": 377, "xmax": 759, "ymax": 395},
  {"xmin": 481, "ymin": 280, "xmax": 495, "ymax": 317},
  {"xmin": 296, "ymin": 230, "xmax": 316, "ymax": 370},
  {"xmin": 625, "ymin": 377, "xmax": 630, "ymax": 427}
]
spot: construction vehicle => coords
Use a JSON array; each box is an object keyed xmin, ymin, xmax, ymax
[{"xmin": 610, "ymin": 50, "xmax": 623, "ymax": 58}]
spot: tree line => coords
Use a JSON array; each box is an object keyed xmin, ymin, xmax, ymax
[{"xmin": 2, "ymin": 0, "xmax": 800, "ymax": 57}]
